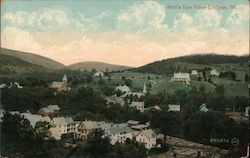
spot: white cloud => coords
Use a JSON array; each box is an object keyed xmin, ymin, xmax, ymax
[
  {"xmin": 117, "ymin": 1, "xmax": 168, "ymax": 32},
  {"xmin": 1, "ymin": 27, "xmax": 42, "ymax": 55},
  {"xmin": 226, "ymin": 4, "xmax": 249, "ymax": 32},
  {"xmin": 3, "ymin": 9, "xmax": 72, "ymax": 31},
  {"xmin": 194, "ymin": 10, "xmax": 222, "ymax": 29},
  {"xmin": 173, "ymin": 13, "xmax": 193, "ymax": 30},
  {"xmin": 98, "ymin": 11, "xmax": 112, "ymax": 19},
  {"xmin": 3, "ymin": 11, "xmax": 27, "ymax": 25}
]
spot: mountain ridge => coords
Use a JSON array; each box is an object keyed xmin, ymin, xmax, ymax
[
  {"xmin": 67, "ymin": 61, "xmax": 132, "ymax": 71},
  {"xmin": 1, "ymin": 48, "xmax": 65, "ymax": 70}
]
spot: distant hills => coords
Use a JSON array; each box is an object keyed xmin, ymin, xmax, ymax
[
  {"xmin": 67, "ymin": 61, "xmax": 132, "ymax": 71},
  {"xmin": 1, "ymin": 48, "xmax": 65, "ymax": 70},
  {"xmin": 0, "ymin": 54, "xmax": 51, "ymax": 75},
  {"xmin": 131, "ymin": 54, "xmax": 249, "ymax": 75},
  {"xmin": 1, "ymin": 48, "xmax": 248, "ymax": 74}
]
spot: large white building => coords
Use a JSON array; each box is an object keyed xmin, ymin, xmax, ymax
[
  {"xmin": 49, "ymin": 117, "xmax": 77, "ymax": 140},
  {"xmin": 171, "ymin": 72, "xmax": 191, "ymax": 82},
  {"xmin": 107, "ymin": 126, "xmax": 133, "ymax": 145},
  {"xmin": 210, "ymin": 69, "xmax": 220, "ymax": 76},
  {"xmin": 116, "ymin": 84, "xmax": 131, "ymax": 93},
  {"xmin": 168, "ymin": 104, "xmax": 181, "ymax": 112},
  {"xmin": 93, "ymin": 71, "xmax": 104, "ymax": 77},
  {"xmin": 135, "ymin": 129, "xmax": 157, "ymax": 149}
]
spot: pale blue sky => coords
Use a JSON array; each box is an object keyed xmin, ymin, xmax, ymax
[{"xmin": 1, "ymin": 0, "xmax": 249, "ymax": 66}]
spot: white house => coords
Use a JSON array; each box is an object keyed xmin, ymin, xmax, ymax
[
  {"xmin": 107, "ymin": 126, "xmax": 133, "ymax": 145},
  {"xmin": 199, "ymin": 103, "xmax": 209, "ymax": 112},
  {"xmin": 130, "ymin": 102, "xmax": 145, "ymax": 112},
  {"xmin": 93, "ymin": 71, "xmax": 104, "ymax": 77},
  {"xmin": 168, "ymin": 104, "xmax": 181, "ymax": 112},
  {"xmin": 8, "ymin": 82, "xmax": 23, "ymax": 89},
  {"xmin": 245, "ymin": 106, "xmax": 249, "ymax": 117},
  {"xmin": 116, "ymin": 84, "xmax": 130, "ymax": 93},
  {"xmin": 210, "ymin": 69, "xmax": 220, "ymax": 76},
  {"xmin": 20, "ymin": 112, "xmax": 51, "ymax": 128},
  {"xmin": 171, "ymin": 72, "xmax": 191, "ymax": 82},
  {"xmin": 191, "ymin": 70, "xmax": 198, "ymax": 76},
  {"xmin": 0, "ymin": 84, "xmax": 6, "ymax": 89},
  {"xmin": 135, "ymin": 129, "xmax": 157, "ymax": 149},
  {"xmin": 50, "ymin": 117, "xmax": 76, "ymax": 140}
]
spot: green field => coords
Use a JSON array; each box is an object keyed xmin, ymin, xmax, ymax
[{"xmin": 74, "ymin": 69, "xmax": 248, "ymax": 97}]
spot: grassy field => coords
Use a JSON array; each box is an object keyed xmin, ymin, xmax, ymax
[{"xmin": 76, "ymin": 67, "xmax": 248, "ymax": 97}]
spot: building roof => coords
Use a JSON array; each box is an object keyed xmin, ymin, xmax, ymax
[
  {"xmin": 48, "ymin": 105, "xmax": 60, "ymax": 111},
  {"xmin": 93, "ymin": 71, "xmax": 104, "ymax": 77},
  {"xmin": 65, "ymin": 117, "xmax": 74, "ymax": 124},
  {"xmin": 20, "ymin": 113, "xmax": 51, "ymax": 127},
  {"xmin": 108, "ymin": 126, "xmax": 133, "ymax": 135},
  {"xmin": 40, "ymin": 107, "xmax": 54, "ymax": 113},
  {"xmin": 127, "ymin": 120, "xmax": 140, "ymax": 125},
  {"xmin": 50, "ymin": 81, "xmax": 63, "ymax": 88},
  {"xmin": 130, "ymin": 102, "xmax": 144, "ymax": 108},
  {"xmin": 81, "ymin": 121, "xmax": 99, "ymax": 129},
  {"xmin": 168, "ymin": 104, "xmax": 181, "ymax": 111},
  {"xmin": 116, "ymin": 85, "xmax": 130, "ymax": 92},
  {"xmin": 131, "ymin": 124, "xmax": 148, "ymax": 130},
  {"xmin": 52, "ymin": 117, "xmax": 68, "ymax": 126},
  {"xmin": 140, "ymin": 129, "xmax": 157, "ymax": 139},
  {"xmin": 191, "ymin": 70, "xmax": 198, "ymax": 75}
]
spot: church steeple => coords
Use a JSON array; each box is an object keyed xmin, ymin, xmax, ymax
[
  {"xmin": 143, "ymin": 83, "xmax": 147, "ymax": 94},
  {"xmin": 62, "ymin": 74, "xmax": 67, "ymax": 82}
]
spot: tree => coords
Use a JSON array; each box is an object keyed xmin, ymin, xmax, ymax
[
  {"xmin": 245, "ymin": 73, "xmax": 249, "ymax": 82},
  {"xmin": 84, "ymin": 129, "xmax": 112, "ymax": 157},
  {"xmin": 215, "ymin": 85, "xmax": 225, "ymax": 96},
  {"xmin": 124, "ymin": 79, "xmax": 133, "ymax": 87}
]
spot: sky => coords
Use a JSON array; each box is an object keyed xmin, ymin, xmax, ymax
[{"xmin": 1, "ymin": 0, "xmax": 249, "ymax": 67}]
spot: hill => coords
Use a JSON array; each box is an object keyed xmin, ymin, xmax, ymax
[
  {"xmin": 131, "ymin": 54, "xmax": 249, "ymax": 75},
  {"xmin": 0, "ymin": 54, "xmax": 51, "ymax": 75},
  {"xmin": 68, "ymin": 61, "xmax": 132, "ymax": 71},
  {"xmin": 1, "ymin": 48, "xmax": 65, "ymax": 70}
]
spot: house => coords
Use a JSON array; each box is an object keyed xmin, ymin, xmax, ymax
[
  {"xmin": 0, "ymin": 109, "xmax": 5, "ymax": 123},
  {"xmin": 143, "ymin": 83, "xmax": 147, "ymax": 94},
  {"xmin": 191, "ymin": 70, "xmax": 198, "ymax": 76},
  {"xmin": 116, "ymin": 84, "xmax": 130, "ymax": 93},
  {"xmin": 210, "ymin": 69, "xmax": 220, "ymax": 76},
  {"xmin": 93, "ymin": 71, "xmax": 104, "ymax": 77},
  {"xmin": 38, "ymin": 105, "xmax": 60, "ymax": 118},
  {"xmin": 0, "ymin": 84, "xmax": 6, "ymax": 89},
  {"xmin": 199, "ymin": 103, "xmax": 209, "ymax": 112},
  {"xmin": 190, "ymin": 70, "xmax": 199, "ymax": 80},
  {"xmin": 8, "ymin": 82, "xmax": 23, "ymax": 89},
  {"xmin": 20, "ymin": 112, "xmax": 51, "ymax": 128},
  {"xmin": 50, "ymin": 74, "xmax": 70, "ymax": 92},
  {"xmin": 168, "ymin": 104, "xmax": 181, "ymax": 112},
  {"xmin": 171, "ymin": 72, "xmax": 191, "ymax": 82},
  {"xmin": 130, "ymin": 102, "xmax": 145, "ymax": 112},
  {"xmin": 145, "ymin": 105, "xmax": 162, "ymax": 111},
  {"xmin": 245, "ymin": 106, "xmax": 249, "ymax": 117},
  {"xmin": 77, "ymin": 121, "xmax": 99, "ymax": 139},
  {"xmin": 135, "ymin": 129, "xmax": 157, "ymax": 149},
  {"xmin": 226, "ymin": 112, "xmax": 245, "ymax": 121},
  {"xmin": 107, "ymin": 126, "xmax": 133, "ymax": 145},
  {"xmin": 49, "ymin": 117, "xmax": 76, "ymax": 140}
]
